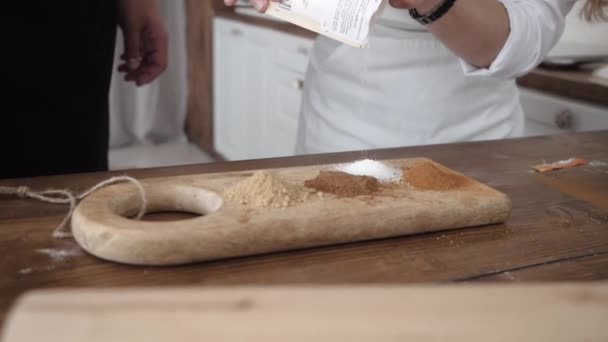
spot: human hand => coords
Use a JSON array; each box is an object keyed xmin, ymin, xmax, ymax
[
  {"xmin": 224, "ymin": 0, "xmax": 272, "ymax": 13},
  {"xmin": 118, "ymin": 0, "xmax": 168, "ymax": 86}
]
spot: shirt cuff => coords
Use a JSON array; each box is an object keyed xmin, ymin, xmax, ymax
[{"xmin": 459, "ymin": 0, "xmax": 542, "ymax": 79}]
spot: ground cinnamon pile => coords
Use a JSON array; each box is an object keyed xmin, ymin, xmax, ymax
[
  {"xmin": 224, "ymin": 171, "xmax": 311, "ymax": 208},
  {"xmin": 304, "ymin": 171, "xmax": 380, "ymax": 197},
  {"xmin": 404, "ymin": 162, "xmax": 471, "ymax": 191}
]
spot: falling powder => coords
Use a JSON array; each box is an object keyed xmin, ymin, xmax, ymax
[
  {"xmin": 334, "ymin": 159, "xmax": 401, "ymax": 183},
  {"xmin": 224, "ymin": 171, "xmax": 312, "ymax": 208}
]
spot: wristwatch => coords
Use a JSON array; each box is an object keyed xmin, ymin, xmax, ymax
[{"xmin": 409, "ymin": 0, "xmax": 457, "ymax": 25}]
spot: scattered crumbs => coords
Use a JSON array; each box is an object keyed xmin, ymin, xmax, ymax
[
  {"xmin": 589, "ymin": 160, "xmax": 608, "ymax": 167},
  {"xmin": 435, "ymin": 234, "xmax": 460, "ymax": 247},
  {"xmin": 18, "ymin": 268, "xmax": 33, "ymax": 275},
  {"xmin": 36, "ymin": 247, "xmax": 82, "ymax": 262},
  {"xmin": 504, "ymin": 271, "xmax": 517, "ymax": 281}
]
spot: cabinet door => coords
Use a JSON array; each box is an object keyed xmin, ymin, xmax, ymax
[
  {"xmin": 261, "ymin": 34, "xmax": 313, "ymax": 158},
  {"xmin": 241, "ymin": 36, "xmax": 273, "ymax": 160},
  {"xmin": 213, "ymin": 18, "xmax": 314, "ymax": 160},
  {"xmin": 213, "ymin": 19, "xmax": 249, "ymax": 160},
  {"xmin": 263, "ymin": 67, "xmax": 305, "ymax": 158},
  {"xmin": 519, "ymin": 87, "xmax": 608, "ymax": 137},
  {"xmin": 213, "ymin": 19, "xmax": 275, "ymax": 160}
]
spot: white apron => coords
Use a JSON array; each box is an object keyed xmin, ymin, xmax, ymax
[{"xmin": 296, "ymin": 4, "xmax": 524, "ymax": 154}]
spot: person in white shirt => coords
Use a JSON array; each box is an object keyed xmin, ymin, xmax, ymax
[{"xmin": 225, "ymin": 0, "xmax": 606, "ymax": 154}]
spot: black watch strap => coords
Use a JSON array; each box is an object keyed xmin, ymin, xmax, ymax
[{"xmin": 409, "ymin": 0, "xmax": 457, "ymax": 25}]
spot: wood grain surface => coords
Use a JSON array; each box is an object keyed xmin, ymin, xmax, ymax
[
  {"xmin": 518, "ymin": 67, "xmax": 608, "ymax": 107},
  {"xmin": 3, "ymin": 284, "xmax": 608, "ymax": 341},
  {"xmin": 1, "ymin": 131, "xmax": 608, "ymax": 331},
  {"xmin": 70, "ymin": 158, "xmax": 510, "ymax": 266}
]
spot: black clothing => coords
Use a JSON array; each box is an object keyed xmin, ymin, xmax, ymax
[{"xmin": 2, "ymin": 1, "xmax": 118, "ymax": 178}]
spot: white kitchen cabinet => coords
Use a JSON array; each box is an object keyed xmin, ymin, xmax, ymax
[
  {"xmin": 519, "ymin": 87, "xmax": 608, "ymax": 137},
  {"xmin": 213, "ymin": 18, "xmax": 314, "ymax": 160}
]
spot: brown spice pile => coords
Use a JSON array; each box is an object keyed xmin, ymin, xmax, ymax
[
  {"xmin": 304, "ymin": 171, "xmax": 380, "ymax": 197},
  {"xmin": 224, "ymin": 171, "xmax": 311, "ymax": 208},
  {"xmin": 404, "ymin": 162, "xmax": 471, "ymax": 191}
]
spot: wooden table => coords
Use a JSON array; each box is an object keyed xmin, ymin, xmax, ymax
[
  {"xmin": 517, "ymin": 67, "xmax": 608, "ymax": 108},
  {"xmin": 2, "ymin": 131, "xmax": 608, "ymax": 328}
]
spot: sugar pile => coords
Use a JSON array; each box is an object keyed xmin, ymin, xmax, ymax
[{"xmin": 334, "ymin": 159, "xmax": 401, "ymax": 183}]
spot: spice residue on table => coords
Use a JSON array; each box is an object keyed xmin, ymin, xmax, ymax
[
  {"xmin": 224, "ymin": 171, "xmax": 312, "ymax": 208},
  {"xmin": 304, "ymin": 171, "xmax": 380, "ymax": 198},
  {"xmin": 404, "ymin": 161, "xmax": 471, "ymax": 191}
]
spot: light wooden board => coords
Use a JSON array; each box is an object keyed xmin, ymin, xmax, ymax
[
  {"xmin": 2, "ymin": 284, "xmax": 607, "ymax": 342},
  {"xmin": 71, "ymin": 158, "xmax": 511, "ymax": 266}
]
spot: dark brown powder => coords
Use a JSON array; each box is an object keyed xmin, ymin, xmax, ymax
[
  {"xmin": 304, "ymin": 171, "xmax": 380, "ymax": 197},
  {"xmin": 405, "ymin": 162, "xmax": 471, "ymax": 191}
]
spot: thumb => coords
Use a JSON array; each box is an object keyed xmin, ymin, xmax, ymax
[{"xmin": 123, "ymin": 27, "xmax": 142, "ymax": 70}]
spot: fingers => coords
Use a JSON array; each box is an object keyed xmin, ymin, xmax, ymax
[
  {"xmin": 136, "ymin": 49, "xmax": 167, "ymax": 85},
  {"xmin": 123, "ymin": 28, "xmax": 143, "ymax": 70},
  {"xmin": 118, "ymin": 17, "xmax": 168, "ymax": 86},
  {"xmin": 251, "ymin": 0, "xmax": 271, "ymax": 12},
  {"xmin": 224, "ymin": 0, "xmax": 271, "ymax": 12},
  {"xmin": 135, "ymin": 20, "xmax": 168, "ymax": 86}
]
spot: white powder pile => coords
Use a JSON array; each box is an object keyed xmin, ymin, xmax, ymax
[
  {"xmin": 36, "ymin": 247, "xmax": 82, "ymax": 262},
  {"xmin": 590, "ymin": 160, "xmax": 608, "ymax": 167},
  {"xmin": 334, "ymin": 159, "xmax": 402, "ymax": 183}
]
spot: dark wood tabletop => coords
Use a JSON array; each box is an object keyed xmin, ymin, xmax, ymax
[
  {"xmin": 517, "ymin": 67, "xmax": 608, "ymax": 108},
  {"xmin": 2, "ymin": 131, "xmax": 608, "ymax": 327}
]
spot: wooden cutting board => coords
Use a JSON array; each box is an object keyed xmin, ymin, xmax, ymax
[
  {"xmin": 3, "ymin": 284, "xmax": 607, "ymax": 342},
  {"xmin": 71, "ymin": 158, "xmax": 511, "ymax": 266}
]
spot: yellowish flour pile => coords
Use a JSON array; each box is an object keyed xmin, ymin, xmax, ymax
[{"xmin": 224, "ymin": 171, "xmax": 311, "ymax": 208}]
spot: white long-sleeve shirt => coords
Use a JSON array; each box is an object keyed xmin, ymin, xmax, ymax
[
  {"xmin": 296, "ymin": 0, "xmax": 576, "ymax": 154},
  {"xmin": 377, "ymin": 0, "xmax": 576, "ymax": 79},
  {"xmin": 462, "ymin": 0, "xmax": 577, "ymax": 78}
]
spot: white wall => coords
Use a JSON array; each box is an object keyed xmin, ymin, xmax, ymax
[
  {"xmin": 551, "ymin": 2, "xmax": 608, "ymax": 56},
  {"xmin": 563, "ymin": 2, "xmax": 608, "ymax": 42}
]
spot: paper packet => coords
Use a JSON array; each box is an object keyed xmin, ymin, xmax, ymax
[{"xmin": 266, "ymin": 0, "xmax": 384, "ymax": 48}]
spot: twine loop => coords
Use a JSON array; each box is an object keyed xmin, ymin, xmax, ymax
[
  {"xmin": 16, "ymin": 186, "xmax": 30, "ymax": 198},
  {"xmin": 0, "ymin": 176, "xmax": 147, "ymax": 238}
]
